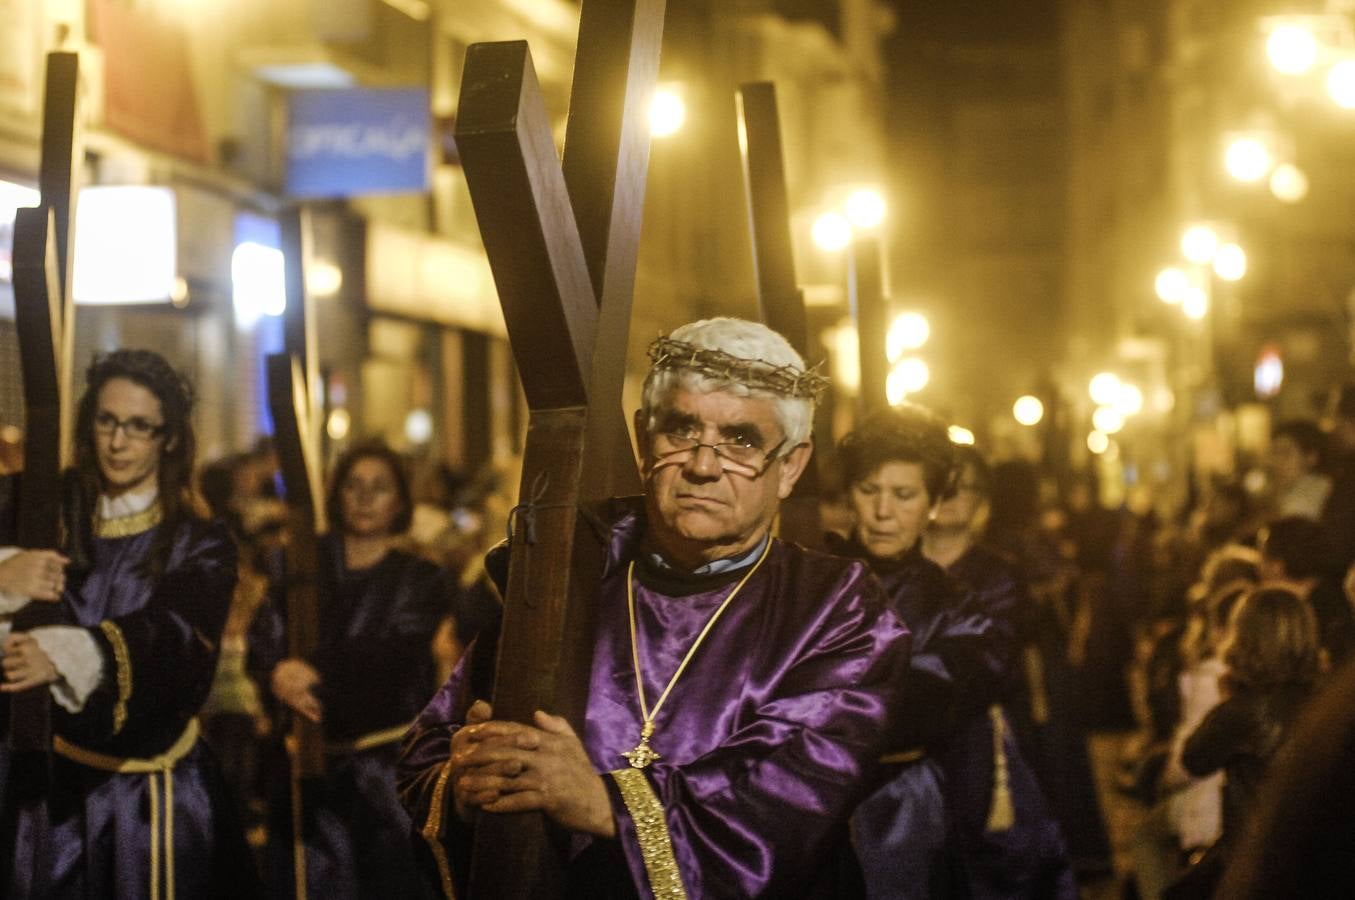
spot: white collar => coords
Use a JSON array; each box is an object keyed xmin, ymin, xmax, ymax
[{"xmin": 98, "ymin": 484, "xmax": 160, "ymax": 520}]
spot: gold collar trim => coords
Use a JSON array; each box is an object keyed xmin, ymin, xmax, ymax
[{"xmin": 96, "ymin": 503, "xmax": 163, "ymax": 538}]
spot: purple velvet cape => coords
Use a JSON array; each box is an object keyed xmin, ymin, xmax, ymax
[
  {"xmin": 398, "ymin": 500, "xmax": 911, "ymax": 899},
  {"xmin": 251, "ymin": 535, "xmax": 450, "ymax": 899},
  {"xmin": 2, "ymin": 515, "xmax": 261, "ymax": 899}
]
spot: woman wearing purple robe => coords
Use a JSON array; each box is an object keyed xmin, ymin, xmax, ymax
[
  {"xmin": 0, "ymin": 349, "xmax": 260, "ymax": 899},
  {"xmin": 398, "ymin": 318, "xmax": 911, "ymax": 899},
  {"xmin": 827, "ymin": 404, "xmax": 970, "ymax": 899},
  {"xmin": 254, "ymin": 440, "xmax": 451, "ymax": 899},
  {"xmin": 924, "ymin": 447, "xmax": 1075, "ymax": 899}
]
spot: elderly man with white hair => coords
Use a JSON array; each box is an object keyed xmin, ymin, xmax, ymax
[{"xmin": 399, "ymin": 317, "xmax": 911, "ymax": 899}]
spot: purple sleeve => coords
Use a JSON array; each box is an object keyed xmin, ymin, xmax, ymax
[{"xmin": 396, "ymin": 645, "xmax": 482, "ymax": 899}]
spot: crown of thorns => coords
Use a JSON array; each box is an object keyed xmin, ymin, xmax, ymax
[{"xmin": 647, "ymin": 336, "xmax": 830, "ymax": 401}]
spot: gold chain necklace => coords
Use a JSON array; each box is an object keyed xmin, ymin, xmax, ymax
[{"xmin": 622, "ymin": 538, "xmax": 772, "ymax": 769}]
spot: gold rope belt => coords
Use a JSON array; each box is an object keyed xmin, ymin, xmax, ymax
[
  {"xmin": 323, "ymin": 721, "xmax": 412, "ymax": 755},
  {"xmin": 878, "ymin": 748, "xmax": 925, "ymax": 765},
  {"xmin": 53, "ymin": 718, "xmax": 200, "ymax": 900}
]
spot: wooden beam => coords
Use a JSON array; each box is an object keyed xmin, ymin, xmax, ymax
[
  {"xmin": 8, "ymin": 208, "xmax": 65, "ymax": 753},
  {"xmin": 457, "ymin": 41, "xmax": 598, "ymax": 412},
  {"xmin": 281, "ymin": 207, "xmax": 323, "ymax": 434},
  {"xmin": 38, "ymin": 52, "xmax": 80, "ymax": 464},
  {"xmin": 851, "ymin": 235, "xmax": 889, "ymax": 415},
  {"xmin": 736, "ymin": 81, "xmax": 821, "ymax": 547},
  {"xmin": 562, "ymin": 0, "xmax": 665, "ymax": 502}
]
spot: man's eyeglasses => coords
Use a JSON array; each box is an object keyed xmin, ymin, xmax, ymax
[
  {"xmin": 93, "ymin": 412, "xmax": 165, "ymax": 442},
  {"xmin": 651, "ymin": 431, "xmax": 788, "ymax": 476}
]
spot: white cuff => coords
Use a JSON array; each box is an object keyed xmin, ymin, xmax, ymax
[
  {"xmin": 0, "ymin": 548, "xmax": 32, "ymax": 615},
  {"xmin": 30, "ymin": 626, "xmax": 105, "ymax": 713}
]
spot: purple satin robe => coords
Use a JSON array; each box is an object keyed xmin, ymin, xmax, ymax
[
  {"xmin": 3, "ymin": 515, "xmax": 261, "ymax": 899},
  {"xmin": 398, "ymin": 500, "xmax": 911, "ymax": 899}
]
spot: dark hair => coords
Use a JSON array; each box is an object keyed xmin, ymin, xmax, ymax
[
  {"xmin": 1272, "ymin": 419, "xmax": 1326, "ymax": 468},
  {"xmin": 1260, "ymin": 516, "xmax": 1331, "ymax": 580},
  {"xmin": 1206, "ymin": 579, "xmax": 1251, "ymax": 636},
  {"xmin": 946, "ymin": 445, "xmax": 991, "ymax": 499},
  {"xmin": 74, "ymin": 349, "xmax": 200, "ymax": 577},
  {"xmin": 1199, "ymin": 544, "xmax": 1262, "ymax": 594},
  {"xmin": 325, "ymin": 440, "xmax": 414, "ymax": 535},
  {"xmin": 837, "ymin": 403, "xmax": 956, "ymax": 501},
  {"xmin": 1222, "ymin": 586, "xmax": 1320, "ymax": 691}
]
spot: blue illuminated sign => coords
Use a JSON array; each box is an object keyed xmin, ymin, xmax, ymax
[{"xmin": 286, "ymin": 88, "xmax": 429, "ymax": 198}]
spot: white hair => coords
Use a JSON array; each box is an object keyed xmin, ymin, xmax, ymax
[{"xmin": 640, "ymin": 317, "xmax": 815, "ymax": 445}]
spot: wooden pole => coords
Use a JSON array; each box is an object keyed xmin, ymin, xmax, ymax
[
  {"xmin": 736, "ymin": 81, "xmax": 822, "ymax": 547},
  {"xmin": 850, "ymin": 234, "xmax": 889, "ymax": 415}
]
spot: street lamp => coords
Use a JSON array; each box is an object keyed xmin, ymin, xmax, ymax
[
  {"xmin": 649, "ymin": 85, "xmax": 686, "ymax": 137},
  {"xmin": 1155, "ymin": 266, "xmax": 1190, "ymax": 304},
  {"xmin": 1013, "ymin": 395, "xmax": 1044, "ymax": 426},
  {"xmin": 1087, "ymin": 430, "xmax": 1110, "ymax": 455},
  {"xmin": 886, "ymin": 312, "xmax": 929, "ymax": 360},
  {"xmin": 1269, "ymin": 163, "xmax": 1309, "ymax": 203},
  {"xmin": 812, "ymin": 211, "xmax": 852, "ymax": 252},
  {"xmin": 1089, "ymin": 372, "xmax": 1122, "ymax": 406},
  {"xmin": 1092, "ymin": 406, "xmax": 1125, "ymax": 434},
  {"xmin": 1183, "ymin": 285, "xmax": 1209, "ymax": 320},
  {"xmin": 1267, "ymin": 23, "xmax": 1320, "ymax": 75},
  {"xmin": 948, "ymin": 425, "xmax": 975, "ymax": 446},
  {"xmin": 1213, "ymin": 243, "xmax": 1248, "ymax": 282},
  {"xmin": 1328, "ymin": 59, "xmax": 1355, "ymax": 108},
  {"xmin": 886, "ymin": 357, "xmax": 929, "ymax": 405},
  {"xmin": 1181, "ymin": 224, "xmax": 1220, "ymax": 265},
  {"xmin": 845, "ymin": 188, "xmax": 887, "ymax": 230},
  {"xmin": 1114, "ymin": 383, "xmax": 1144, "ymax": 416},
  {"xmin": 1224, "ymin": 137, "xmax": 1273, "ymax": 183}
]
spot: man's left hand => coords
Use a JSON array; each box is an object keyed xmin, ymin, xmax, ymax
[{"xmin": 456, "ymin": 710, "xmax": 617, "ymax": 838}]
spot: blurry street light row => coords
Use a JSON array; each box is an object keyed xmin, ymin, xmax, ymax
[
  {"xmin": 884, "ymin": 311, "xmax": 929, "ymax": 406},
  {"xmin": 811, "ymin": 187, "xmax": 889, "ymax": 252},
  {"xmin": 1264, "ymin": 16, "xmax": 1355, "ymax": 110},
  {"xmin": 1155, "ymin": 223, "xmax": 1247, "ymax": 322}
]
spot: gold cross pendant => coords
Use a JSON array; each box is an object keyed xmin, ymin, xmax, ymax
[{"xmin": 621, "ymin": 721, "xmax": 661, "ymax": 769}]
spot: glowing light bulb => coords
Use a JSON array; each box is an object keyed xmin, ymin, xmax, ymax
[
  {"xmin": 649, "ymin": 87, "xmax": 686, "ymax": 137},
  {"xmin": 1267, "ymin": 24, "xmax": 1319, "ymax": 75},
  {"xmin": 1089, "ymin": 372, "xmax": 1122, "ymax": 406},
  {"xmin": 1224, "ymin": 137, "xmax": 1272, "ymax": 183},
  {"xmin": 812, "ymin": 211, "xmax": 852, "ymax": 252},
  {"xmin": 1013, "ymin": 395, "xmax": 1044, "ymax": 426},
  {"xmin": 1269, "ymin": 163, "xmax": 1309, "ymax": 203},
  {"xmin": 1155, "ymin": 267, "xmax": 1189, "ymax": 304}
]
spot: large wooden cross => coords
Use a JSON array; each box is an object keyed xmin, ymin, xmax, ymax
[
  {"xmin": 735, "ymin": 81, "xmax": 822, "ymax": 548},
  {"xmin": 9, "ymin": 51, "xmax": 81, "ymax": 754},
  {"xmin": 452, "ymin": 1, "xmax": 664, "ymax": 895}
]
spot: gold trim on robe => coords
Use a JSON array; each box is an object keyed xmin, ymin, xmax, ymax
[
  {"xmin": 611, "ymin": 767, "xmax": 688, "ymax": 900},
  {"xmin": 95, "ymin": 503, "xmax": 163, "ymax": 538},
  {"xmin": 99, "ymin": 619, "xmax": 133, "ymax": 734},
  {"xmin": 421, "ymin": 756, "xmax": 458, "ymax": 900}
]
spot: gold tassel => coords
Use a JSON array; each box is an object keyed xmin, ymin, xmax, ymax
[{"xmin": 985, "ymin": 704, "xmax": 1015, "ymax": 833}]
